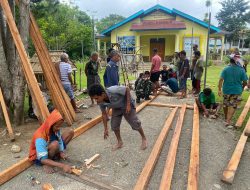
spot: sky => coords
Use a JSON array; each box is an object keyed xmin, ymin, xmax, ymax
[{"xmin": 69, "ymin": 0, "xmax": 222, "ymax": 26}]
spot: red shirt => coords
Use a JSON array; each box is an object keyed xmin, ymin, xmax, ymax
[{"xmin": 151, "ymin": 55, "xmax": 162, "ymax": 73}]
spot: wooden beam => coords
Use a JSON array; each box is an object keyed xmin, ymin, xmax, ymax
[
  {"xmin": 134, "ymin": 107, "xmax": 178, "ymax": 190},
  {"xmin": 0, "ymin": 158, "xmax": 33, "ymax": 185},
  {"xmin": 221, "ymin": 117, "xmax": 250, "ymax": 184},
  {"xmin": 147, "ymin": 102, "xmax": 193, "ymax": 110},
  {"xmin": 42, "ymin": 183, "xmax": 54, "ymax": 190},
  {"xmin": 0, "ymin": 88, "xmax": 15, "ymax": 141},
  {"xmin": 159, "ymin": 104, "xmax": 187, "ymax": 190},
  {"xmin": 135, "ymin": 94, "xmax": 159, "ymax": 113},
  {"xmin": 235, "ymin": 95, "xmax": 250, "ymax": 128},
  {"xmin": 85, "ymin": 154, "xmax": 100, "ymax": 166},
  {"xmin": 0, "ymin": 0, "xmax": 49, "ymax": 121},
  {"xmin": 187, "ymin": 103, "xmax": 200, "ymax": 190},
  {"xmin": 29, "ymin": 13, "xmax": 76, "ymax": 123},
  {"xmin": 0, "ymin": 92, "xmax": 158, "ymax": 185}
]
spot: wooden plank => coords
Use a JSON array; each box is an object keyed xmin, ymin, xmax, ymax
[
  {"xmin": 135, "ymin": 94, "xmax": 159, "ymax": 113},
  {"xmin": 159, "ymin": 104, "xmax": 187, "ymax": 190},
  {"xmin": 85, "ymin": 154, "xmax": 100, "ymax": 166},
  {"xmin": 29, "ymin": 20, "xmax": 73, "ymax": 125},
  {"xmin": 29, "ymin": 13, "xmax": 76, "ymax": 121},
  {"xmin": 0, "ymin": 0, "xmax": 49, "ymax": 121},
  {"xmin": 0, "ymin": 158, "xmax": 33, "ymax": 185},
  {"xmin": 59, "ymin": 171, "xmax": 120, "ymax": 190},
  {"xmin": 187, "ymin": 103, "xmax": 200, "ymax": 190},
  {"xmin": 221, "ymin": 117, "xmax": 250, "ymax": 184},
  {"xmin": 42, "ymin": 183, "xmax": 54, "ymax": 190},
  {"xmin": 0, "ymin": 88, "xmax": 15, "ymax": 141},
  {"xmin": 0, "ymin": 91, "xmax": 157, "ymax": 185},
  {"xmin": 235, "ymin": 95, "xmax": 250, "ymax": 128},
  {"xmin": 134, "ymin": 107, "xmax": 178, "ymax": 190},
  {"xmin": 147, "ymin": 102, "xmax": 194, "ymax": 110}
]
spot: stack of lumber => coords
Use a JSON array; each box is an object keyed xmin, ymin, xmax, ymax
[
  {"xmin": 0, "ymin": 0, "xmax": 49, "ymax": 122},
  {"xmin": 29, "ymin": 13, "xmax": 76, "ymax": 125}
]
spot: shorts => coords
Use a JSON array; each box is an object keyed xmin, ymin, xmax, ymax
[
  {"xmin": 150, "ymin": 72, "xmax": 160, "ymax": 82},
  {"xmin": 34, "ymin": 139, "xmax": 66, "ymax": 166},
  {"xmin": 87, "ymin": 75, "xmax": 101, "ymax": 91},
  {"xmin": 223, "ymin": 94, "xmax": 242, "ymax": 109},
  {"xmin": 63, "ymin": 83, "xmax": 74, "ymax": 100},
  {"xmin": 111, "ymin": 108, "xmax": 141, "ymax": 131},
  {"xmin": 179, "ymin": 78, "xmax": 187, "ymax": 90}
]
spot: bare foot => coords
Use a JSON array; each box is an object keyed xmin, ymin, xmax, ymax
[
  {"xmin": 43, "ymin": 165, "xmax": 55, "ymax": 174},
  {"xmin": 141, "ymin": 139, "xmax": 148, "ymax": 150},
  {"xmin": 112, "ymin": 141, "xmax": 123, "ymax": 151}
]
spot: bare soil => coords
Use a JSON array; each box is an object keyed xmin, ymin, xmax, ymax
[{"xmin": 0, "ymin": 94, "xmax": 250, "ymax": 190}]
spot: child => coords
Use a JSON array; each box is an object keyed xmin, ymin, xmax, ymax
[
  {"xmin": 29, "ymin": 110, "xmax": 74, "ymax": 174},
  {"xmin": 195, "ymin": 88, "xmax": 220, "ymax": 118},
  {"xmin": 88, "ymin": 84, "xmax": 147, "ymax": 150},
  {"xmin": 160, "ymin": 65, "xmax": 169, "ymax": 84},
  {"xmin": 135, "ymin": 71, "xmax": 153, "ymax": 103}
]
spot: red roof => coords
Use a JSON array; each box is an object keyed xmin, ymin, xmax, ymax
[{"xmin": 130, "ymin": 19, "xmax": 186, "ymax": 31}]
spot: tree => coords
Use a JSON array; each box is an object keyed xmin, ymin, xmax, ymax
[
  {"xmin": 216, "ymin": 0, "xmax": 250, "ymax": 44},
  {"xmin": 0, "ymin": 0, "xmax": 30, "ymax": 125},
  {"xmin": 96, "ymin": 14, "xmax": 125, "ymax": 33}
]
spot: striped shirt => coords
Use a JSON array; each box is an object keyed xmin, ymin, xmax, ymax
[{"xmin": 59, "ymin": 62, "xmax": 72, "ymax": 84}]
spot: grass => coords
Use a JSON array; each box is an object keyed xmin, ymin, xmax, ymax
[
  {"xmin": 197, "ymin": 64, "xmax": 250, "ymax": 131},
  {"xmin": 23, "ymin": 62, "xmax": 250, "ymax": 131}
]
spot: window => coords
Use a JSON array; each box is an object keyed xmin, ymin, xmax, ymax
[
  {"xmin": 117, "ymin": 36, "xmax": 135, "ymax": 54},
  {"xmin": 183, "ymin": 37, "xmax": 200, "ymax": 57}
]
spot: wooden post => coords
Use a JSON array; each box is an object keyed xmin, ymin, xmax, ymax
[
  {"xmin": 0, "ymin": 0, "xmax": 49, "ymax": 121},
  {"xmin": 80, "ymin": 68, "xmax": 82, "ymax": 91},
  {"xmin": 159, "ymin": 104, "xmax": 187, "ymax": 190},
  {"xmin": 235, "ymin": 95, "xmax": 250, "ymax": 128},
  {"xmin": 221, "ymin": 117, "xmax": 250, "ymax": 184},
  {"xmin": 134, "ymin": 107, "xmax": 178, "ymax": 190},
  {"xmin": 0, "ymin": 88, "xmax": 15, "ymax": 141},
  {"xmin": 187, "ymin": 103, "xmax": 199, "ymax": 190}
]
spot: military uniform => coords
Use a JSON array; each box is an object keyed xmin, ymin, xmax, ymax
[{"xmin": 135, "ymin": 78, "xmax": 153, "ymax": 103}]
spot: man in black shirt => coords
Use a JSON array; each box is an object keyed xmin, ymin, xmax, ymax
[{"xmin": 160, "ymin": 65, "xmax": 169, "ymax": 84}]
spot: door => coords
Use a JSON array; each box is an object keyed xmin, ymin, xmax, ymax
[{"xmin": 150, "ymin": 38, "xmax": 165, "ymax": 61}]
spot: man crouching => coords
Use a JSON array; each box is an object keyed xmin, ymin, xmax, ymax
[
  {"xmin": 89, "ymin": 84, "xmax": 147, "ymax": 150},
  {"xmin": 29, "ymin": 110, "xmax": 74, "ymax": 174}
]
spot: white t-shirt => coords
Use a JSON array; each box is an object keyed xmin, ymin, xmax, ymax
[{"xmin": 59, "ymin": 62, "xmax": 72, "ymax": 84}]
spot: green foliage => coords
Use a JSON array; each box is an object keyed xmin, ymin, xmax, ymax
[
  {"xmin": 30, "ymin": 1, "xmax": 92, "ymax": 58},
  {"xmin": 216, "ymin": 0, "xmax": 250, "ymax": 43},
  {"xmin": 223, "ymin": 55, "xmax": 230, "ymax": 64},
  {"xmin": 243, "ymin": 54, "xmax": 250, "ymax": 62},
  {"xmin": 96, "ymin": 14, "xmax": 125, "ymax": 33}
]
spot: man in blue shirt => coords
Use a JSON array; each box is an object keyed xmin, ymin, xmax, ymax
[
  {"xmin": 103, "ymin": 50, "xmax": 120, "ymax": 88},
  {"xmin": 218, "ymin": 58, "xmax": 248, "ymax": 126},
  {"xmin": 88, "ymin": 84, "xmax": 147, "ymax": 151},
  {"xmin": 161, "ymin": 73, "xmax": 179, "ymax": 95}
]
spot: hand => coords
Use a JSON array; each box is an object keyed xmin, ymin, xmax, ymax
[
  {"xmin": 63, "ymin": 164, "xmax": 72, "ymax": 173},
  {"xmin": 126, "ymin": 104, "xmax": 131, "ymax": 114},
  {"xmin": 60, "ymin": 152, "xmax": 67, "ymax": 160},
  {"xmin": 104, "ymin": 128, "xmax": 109, "ymax": 139},
  {"xmin": 218, "ymin": 90, "xmax": 222, "ymax": 97}
]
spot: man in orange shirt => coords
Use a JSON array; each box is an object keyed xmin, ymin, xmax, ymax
[{"xmin": 150, "ymin": 48, "xmax": 162, "ymax": 96}]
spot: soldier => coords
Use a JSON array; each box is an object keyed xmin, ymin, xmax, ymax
[{"xmin": 136, "ymin": 71, "xmax": 153, "ymax": 103}]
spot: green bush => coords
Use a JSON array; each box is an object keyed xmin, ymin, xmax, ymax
[
  {"xmin": 243, "ymin": 55, "xmax": 250, "ymax": 63},
  {"xmin": 223, "ymin": 55, "xmax": 230, "ymax": 65}
]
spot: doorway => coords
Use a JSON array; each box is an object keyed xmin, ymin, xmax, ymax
[{"xmin": 150, "ymin": 38, "xmax": 165, "ymax": 61}]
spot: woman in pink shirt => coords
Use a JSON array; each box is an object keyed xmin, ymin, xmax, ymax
[{"xmin": 150, "ymin": 48, "xmax": 162, "ymax": 96}]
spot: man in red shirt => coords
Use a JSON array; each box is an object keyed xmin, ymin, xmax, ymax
[{"xmin": 150, "ymin": 48, "xmax": 162, "ymax": 96}]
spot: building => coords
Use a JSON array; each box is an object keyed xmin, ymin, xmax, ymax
[{"xmin": 96, "ymin": 4, "xmax": 225, "ymax": 62}]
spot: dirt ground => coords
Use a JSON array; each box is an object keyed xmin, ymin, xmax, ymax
[{"xmin": 0, "ymin": 93, "xmax": 250, "ymax": 190}]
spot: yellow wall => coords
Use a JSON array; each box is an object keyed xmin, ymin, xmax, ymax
[
  {"xmin": 107, "ymin": 11, "xmax": 223, "ymax": 59},
  {"xmin": 142, "ymin": 10, "xmax": 175, "ymax": 20}
]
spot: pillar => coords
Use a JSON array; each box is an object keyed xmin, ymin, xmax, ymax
[
  {"xmin": 175, "ymin": 34, "xmax": 180, "ymax": 52},
  {"xmin": 97, "ymin": 39, "xmax": 101, "ymax": 53},
  {"xmin": 104, "ymin": 42, "xmax": 107, "ymax": 55},
  {"xmin": 221, "ymin": 36, "xmax": 225, "ymax": 61}
]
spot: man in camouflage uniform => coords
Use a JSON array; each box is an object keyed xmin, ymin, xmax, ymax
[{"xmin": 135, "ymin": 71, "xmax": 153, "ymax": 103}]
